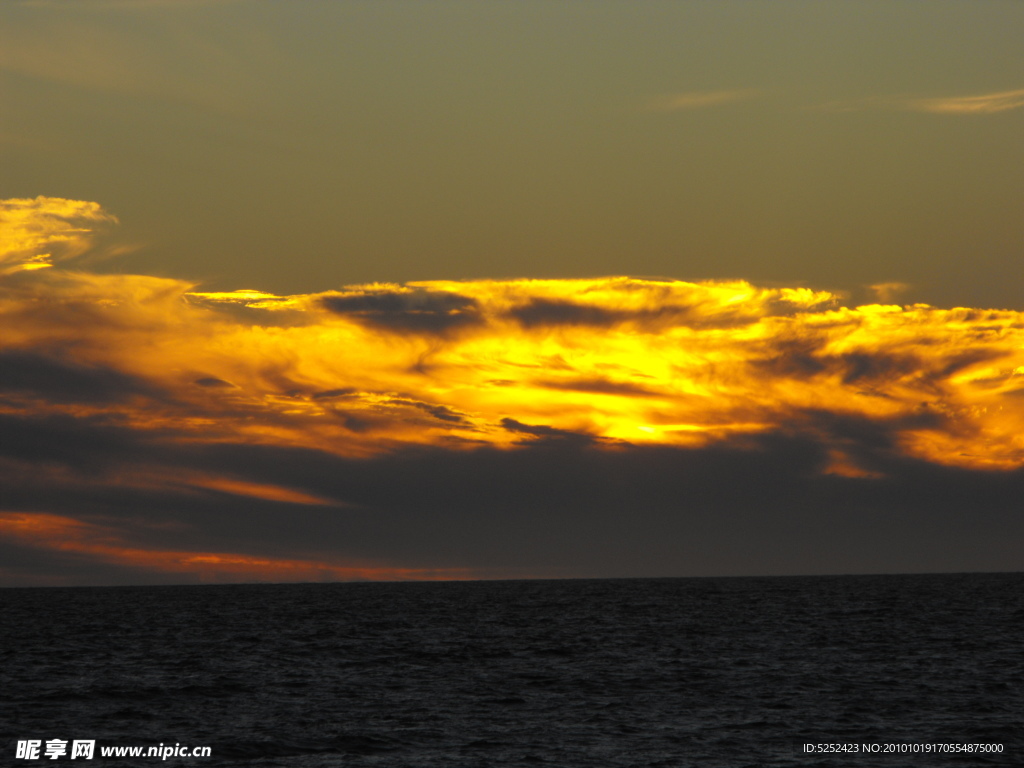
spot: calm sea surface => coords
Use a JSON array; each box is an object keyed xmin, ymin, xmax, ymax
[{"xmin": 1, "ymin": 574, "xmax": 1022, "ymax": 767}]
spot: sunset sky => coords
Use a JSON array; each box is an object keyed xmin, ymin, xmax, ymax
[{"xmin": 2, "ymin": 0, "xmax": 1023, "ymax": 586}]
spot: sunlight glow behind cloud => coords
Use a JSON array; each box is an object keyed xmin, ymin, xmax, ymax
[
  {"xmin": 4, "ymin": 198, "xmax": 1024, "ymax": 471},
  {"xmin": 4, "ymin": 198, "xmax": 1024, "ymax": 583}
]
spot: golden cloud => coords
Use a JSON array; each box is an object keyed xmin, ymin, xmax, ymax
[
  {"xmin": 816, "ymin": 87, "xmax": 1024, "ymax": 115},
  {"xmin": 649, "ymin": 89, "xmax": 758, "ymax": 111},
  {"xmin": 0, "ymin": 196, "xmax": 117, "ymax": 274},
  {"xmin": 910, "ymin": 88, "xmax": 1024, "ymax": 115},
  {"xmin": 3, "ymin": 198, "xmax": 1024, "ymax": 471},
  {"xmin": 5, "ymin": 198, "xmax": 1024, "ymax": 581}
]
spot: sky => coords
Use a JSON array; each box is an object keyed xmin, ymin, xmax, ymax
[{"xmin": 1, "ymin": 0, "xmax": 1023, "ymax": 586}]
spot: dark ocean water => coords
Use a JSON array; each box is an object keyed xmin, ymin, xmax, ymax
[{"xmin": 1, "ymin": 573, "xmax": 1022, "ymax": 767}]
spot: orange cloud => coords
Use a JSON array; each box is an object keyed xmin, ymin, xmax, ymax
[
  {"xmin": 0, "ymin": 512, "xmax": 471, "ymax": 583},
  {"xmin": 184, "ymin": 476, "xmax": 343, "ymax": 506},
  {"xmin": 4, "ymin": 198, "xmax": 1024, "ymax": 475},
  {"xmin": 5, "ymin": 197, "xmax": 1024, "ymax": 582}
]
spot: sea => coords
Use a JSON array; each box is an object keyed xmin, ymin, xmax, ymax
[{"xmin": 1, "ymin": 573, "xmax": 1021, "ymax": 767}]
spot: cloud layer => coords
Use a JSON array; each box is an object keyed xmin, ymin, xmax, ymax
[
  {"xmin": 910, "ymin": 88, "xmax": 1024, "ymax": 115},
  {"xmin": 818, "ymin": 87, "xmax": 1024, "ymax": 115},
  {"xmin": 649, "ymin": 90, "xmax": 758, "ymax": 111},
  {"xmin": 3, "ymin": 198, "xmax": 1024, "ymax": 584}
]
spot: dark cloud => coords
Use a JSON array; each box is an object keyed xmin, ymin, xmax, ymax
[
  {"xmin": 509, "ymin": 299, "xmax": 617, "ymax": 328},
  {"xmin": 538, "ymin": 377, "xmax": 662, "ymax": 397},
  {"xmin": 5, "ymin": 411, "xmax": 1023, "ymax": 587},
  {"xmin": 0, "ymin": 412, "xmax": 162, "ymax": 474},
  {"xmin": 194, "ymin": 376, "xmax": 234, "ymax": 388},
  {"xmin": 413, "ymin": 403, "xmax": 469, "ymax": 424},
  {"xmin": 754, "ymin": 350, "xmax": 827, "ymax": 379},
  {"xmin": 315, "ymin": 394, "xmax": 471, "ymax": 430},
  {"xmin": 837, "ymin": 352, "xmax": 920, "ymax": 384},
  {"xmin": 332, "ymin": 412, "xmax": 374, "ymax": 433},
  {"xmin": 0, "ymin": 350, "xmax": 161, "ymax": 403},
  {"xmin": 790, "ymin": 408, "xmax": 947, "ymax": 461},
  {"xmin": 504, "ymin": 296, "xmax": 800, "ymax": 331},
  {"xmin": 755, "ymin": 345, "xmax": 922, "ymax": 385},
  {"xmin": 207, "ymin": 428, "xmax": 1024, "ymax": 578},
  {"xmin": 499, "ymin": 418, "xmax": 597, "ymax": 446},
  {"xmin": 321, "ymin": 289, "xmax": 481, "ymax": 333},
  {"xmin": 0, "ymin": 540, "xmax": 178, "ymax": 588},
  {"xmin": 312, "ymin": 388, "xmax": 359, "ymax": 400},
  {"xmin": 751, "ymin": 341, "xmax": 1004, "ymax": 392}
]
